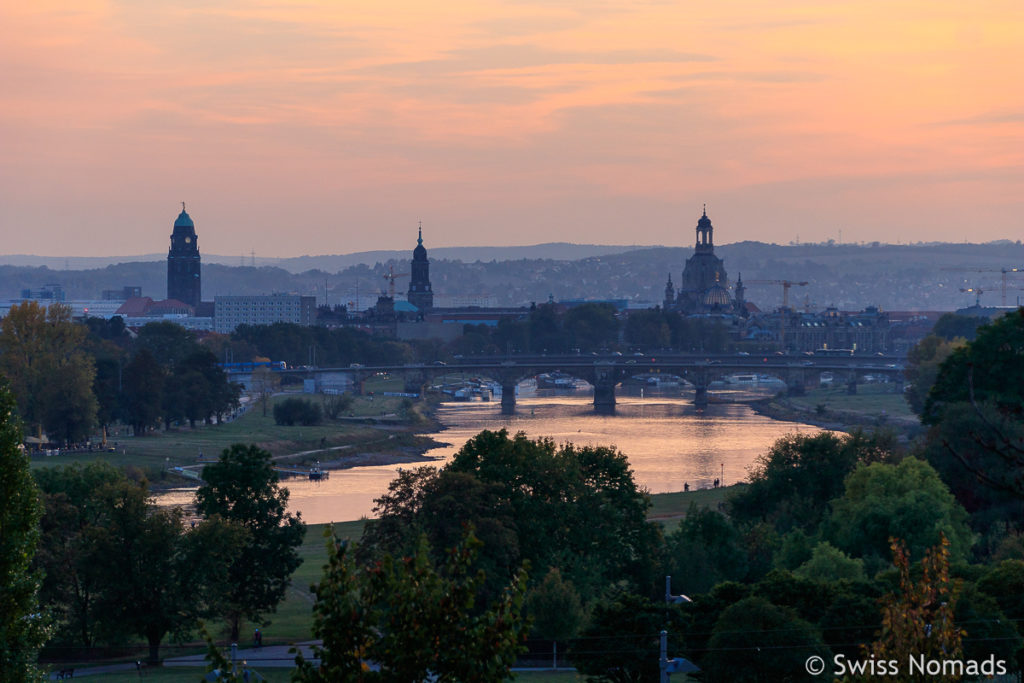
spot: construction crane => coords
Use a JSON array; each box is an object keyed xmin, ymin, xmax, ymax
[
  {"xmin": 382, "ymin": 266, "xmax": 409, "ymax": 299},
  {"xmin": 744, "ymin": 280, "xmax": 809, "ymax": 353},
  {"xmin": 960, "ymin": 287, "xmax": 985, "ymax": 307},
  {"xmin": 744, "ymin": 280, "xmax": 809, "ymax": 309},
  {"xmin": 941, "ymin": 267, "xmax": 1023, "ymax": 306}
]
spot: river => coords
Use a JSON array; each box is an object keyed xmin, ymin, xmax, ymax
[{"xmin": 155, "ymin": 381, "xmax": 822, "ymax": 523}]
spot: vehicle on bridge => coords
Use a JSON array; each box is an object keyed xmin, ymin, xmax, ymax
[{"xmin": 218, "ymin": 360, "xmax": 287, "ymax": 372}]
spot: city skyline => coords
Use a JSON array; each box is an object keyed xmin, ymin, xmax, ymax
[{"xmin": 2, "ymin": 1, "xmax": 1022, "ymax": 257}]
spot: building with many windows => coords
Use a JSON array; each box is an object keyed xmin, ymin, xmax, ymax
[{"xmin": 213, "ymin": 294, "xmax": 316, "ymax": 333}]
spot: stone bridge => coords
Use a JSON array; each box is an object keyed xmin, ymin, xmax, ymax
[{"xmin": 230, "ymin": 353, "xmax": 905, "ymax": 415}]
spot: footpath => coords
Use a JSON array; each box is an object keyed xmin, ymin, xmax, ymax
[{"xmin": 47, "ymin": 643, "xmax": 320, "ymax": 679}]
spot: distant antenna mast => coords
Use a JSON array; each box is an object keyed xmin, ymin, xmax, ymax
[{"xmin": 251, "ymin": 250, "xmax": 256, "ymax": 267}]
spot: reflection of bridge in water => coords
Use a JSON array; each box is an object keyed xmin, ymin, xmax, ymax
[{"xmin": 236, "ymin": 353, "xmax": 905, "ymax": 415}]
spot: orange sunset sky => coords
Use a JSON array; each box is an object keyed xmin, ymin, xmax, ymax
[{"xmin": 1, "ymin": 0, "xmax": 1022, "ymax": 257}]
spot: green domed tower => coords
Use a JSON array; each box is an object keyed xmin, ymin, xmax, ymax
[{"xmin": 167, "ymin": 203, "xmax": 201, "ymax": 308}]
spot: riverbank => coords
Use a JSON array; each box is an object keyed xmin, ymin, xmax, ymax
[
  {"xmin": 30, "ymin": 383, "xmax": 450, "ymax": 489},
  {"xmin": 750, "ymin": 383, "xmax": 922, "ymax": 439}
]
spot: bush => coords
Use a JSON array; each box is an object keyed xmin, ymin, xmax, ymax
[{"xmin": 273, "ymin": 397, "xmax": 323, "ymax": 426}]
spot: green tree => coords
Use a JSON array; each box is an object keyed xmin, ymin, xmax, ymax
[
  {"xmin": 977, "ymin": 559, "xmax": 1024, "ymax": 626},
  {"xmin": 35, "ymin": 463, "xmax": 245, "ymax": 660},
  {"xmin": 624, "ymin": 309, "xmax": 671, "ymax": 349},
  {"xmin": 663, "ymin": 505, "xmax": 747, "ymax": 593},
  {"xmin": 33, "ymin": 462, "xmax": 124, "ymax": 649},
  {"xmin": 931, "ymin": 312, "xmax": 986, "ymax": 341},
  {"xmin": 523, "ymin": 568, "xmax": 584, "ymax": 667},
  {"xmin": 132, "ymin": 321, "xmax": 200, "ymax": 369},
  {"xmin": 904, "ymin": 334, "xmax": 961, "ymax": 415},
  {"xmin": 570, "ymin": 593, "xmax": 686, "ymax": 683},
  {"xmin": 792, "ymin": 541, "xmax": 866, "ymax": 583},
  {"xmin": 0, "ymin": 302, "xmax": 98, "ymax": 442},
  {"xmin": 0, "ymin": 383, "xmax": 48, "ymax": 682},
  {"xmin": 293, "ymin": 528, "xmax": 528, "ymax": 683},
  {"xmin": 954, "ymin": 582, "xmax": 1021, "ymax": 669},
  {"xmin": 89, "ymin": 480, "xmax": 199, "ymax": 662},
  {"xmin": 704, "ymin": 596, "xmax": 830, "ymax": 683},
  {"xmin": 562, "ymin": 303, "xmax": 620, "ymax": 351},
  {"xmin": 196, "ymin": 444, "xmax": 306, "ymax": 641},
  {"xmin": 273, "ymin": 397, "xmax": 323, "ymax": 426},
  {"xmin": 917, "ymin": 311, "xmax": 1024, "ymax": 513},
  {"xmin": 728, "ymin": 430, "xmax": 897, "ymax": 534},
  {"xmin": 120, "ymin": 349, "xmax": 164, "ymax": 435},
  {"xmin": 363, "ymin": 429, "xmax": 662, "ymax": 600},
  {"xmin": 923, "ymin": 308, "xmax": 1024, "ymax": 423},
  {"xmin": 824, "ymin": 458, "xmax": 973, "ymax": 565}
]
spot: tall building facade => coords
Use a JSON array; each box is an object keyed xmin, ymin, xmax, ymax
[
  {"xmin": 167, "ymin": 203, "xmax": 201, "ymax": 308},
  {"xmin": 407, "ymin": 224, "xmax": 434, "ymax": 312},
  {"xmin": 213, "ymin": 294, "xmax": 316, "ymax": 333}
]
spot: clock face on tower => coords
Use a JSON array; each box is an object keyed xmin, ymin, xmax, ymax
[{"xmin": 184, "ymin": 237, "xmax": 192, "ymax": 244}]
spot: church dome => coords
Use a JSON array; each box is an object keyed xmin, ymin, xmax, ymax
[
  {"xmin": 413, "ymin": 226, "xmax": 427, "ymax": 261},
  {"xmin": 174, "ymin": 207, "xmax": 194, "ymax": 229},
  {"xmin": 702, "ymin": 283, "xmax": 731, "ymax": 307},
  {"xmin": 696, "ymin": 208, "xmax": 712, "ymax": 231}
]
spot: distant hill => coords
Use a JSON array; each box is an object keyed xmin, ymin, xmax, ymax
[
  {"xmin": 2, "ymin": 241, "xmax": 1023, "ymax": 312},
  {"xmin": 0, "ymin": 243, "xmax": 654, "ymax": 274}
]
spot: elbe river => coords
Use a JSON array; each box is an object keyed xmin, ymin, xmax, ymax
[{"xmin": 156, "ymin": 383, "xmax": 822, "ymax": 524}]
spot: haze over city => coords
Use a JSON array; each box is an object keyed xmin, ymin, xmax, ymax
[{"xmin": 2, "ymin": 0, "xmax": 1022, "ymax": 257}]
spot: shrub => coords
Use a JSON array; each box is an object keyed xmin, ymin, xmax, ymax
[{"xmin": 273, "ymin": 397, "xmax": 323, "ymax": 426}]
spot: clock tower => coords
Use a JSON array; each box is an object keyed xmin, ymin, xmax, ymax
[{"xmin": 167, "ymin": 203, "xmax": 201, "ymax": 308}]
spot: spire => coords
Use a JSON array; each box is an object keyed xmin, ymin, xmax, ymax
[
  {"xmin": 417, "ymin": 221, "xmax": 423, "ymax": 246},
  {"xmin": 182, "ymin": 201, "xmax": 186, "ymax": 212},
  {"xmin": 702, "ymin": 203, "xmax": 706, "ymax": 217}
]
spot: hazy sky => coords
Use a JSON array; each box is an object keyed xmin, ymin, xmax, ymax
[{"xmin": 2, "ymin": 1, "xmax": 1022, "ymax": 257}]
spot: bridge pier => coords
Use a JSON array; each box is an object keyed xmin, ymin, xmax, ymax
[
  {"xmin": 787, "ymin": 378, "xmax": 806, "ymax": 397},
  {"xmin": 847, "ymin": 377, "xmax": 858, "ymax": 394},
  {"xmin": 500, "ymin": 382, "xmax": 517, "ymax": 415},
  {"xmin": 593, "ymin": 380, "xmax": 616, "ymax": 415},
  {"xmin": 693, "ymin": 385, "xmax": 709, "ymax": 409}
]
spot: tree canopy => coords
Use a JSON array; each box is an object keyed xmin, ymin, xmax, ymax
[
  {"xmin": 824, "ymin": 458, "xmax": 974, "ymax": 564},
  {"xmin": 293, "ymin": 528, "xmax": 528, "ymax": 683},
  {"xmin": 0, "ymin": 383, "xmax": 47, "ymax": 682},
  {"xmin": 195, "ymin": 444, "xmax": 306, "ymax": 641},
  {"xmin": 361, "ymin": 429, "xmax": 662, "ymax": 600},
  {"xmin": 728, "ymin": 430, "xmax": 898, "ymax": 534},
  {"xmin": 0, "ymin": 302, "xmax": 97, "ymax": 443}
]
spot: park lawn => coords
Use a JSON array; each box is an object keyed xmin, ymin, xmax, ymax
[
  {"xmin": 784, "ymin": 383, "xmax": 914, "ymax": 422},
  {"xmin": 70, "ymin": 667, "xmax": 295, "ymax": 682},
  {"xmin": 28, "ymin": 390, "xmax": 418, "ymax": 477},
  {"xmin": 647, "ymin": 484, "xmax": 742, "ymax": 520},
  {"xmin": 79, "ymin": 667, "xmax": 586, "ymax": 681},
  {"xmin": 269, "ymin": 521, "xmax": 368, "ymax": 642}
]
